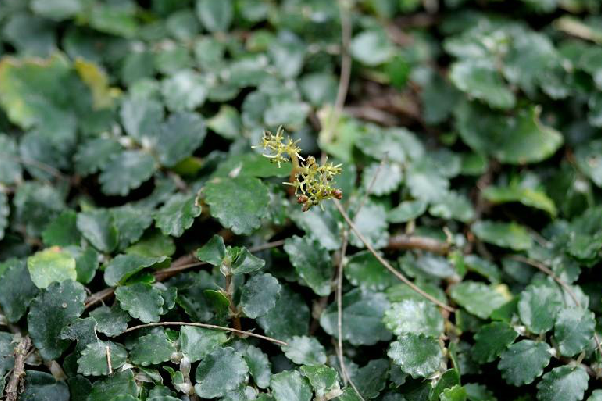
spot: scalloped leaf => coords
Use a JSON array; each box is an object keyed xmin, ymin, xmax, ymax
[
  {"xmin": 240, "ymin": 273, "xmax": 282, "ymax": 319},
  {"xmin": 203, "ymin": 176, "xmax": 270, "ymax": 235},
  {"xmin": 78, "ymin": 341, "xmax": 128, "ymax": 376},
  {"xmin": 115, "ymin": 283, "xmax": 165, "ymax": 323},
  {"xmin": 130, "ymin": 330, "xmax": 176, "ymax": 366},
  {"xmin": 536, "ymin": 366, "xmax": 589, "ymax": 401},
  {"xmin": 284, "ymin": 236, "xmax": 331, "ymax": 296},
  {"xmin": 27, "ymin": 247, "xmax": 77, "ymax": 289},
  {"xmin": 388, "ymin": 334, "xmax": 443, "ymax": 379},
  {"xmin": 282, "ymin": 336, "xmax": 327, "ymax": 366},
  {"xmin": 498, "ymin": 340, "xmax": 551, "ymax": 386},
  {"xmin": 28, "ymin": 280, "xmax": 86, "ymax": 360},
  {"xmin": 194, "ymin": 347, "xmax": 249, "ymax": 398},
  {"xmin": 383, "ymin": 299, "xmax": 444, "ymax": 338}
]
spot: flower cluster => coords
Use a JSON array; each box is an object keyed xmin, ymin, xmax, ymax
[{"xmin": 255, "ymin": 127, "xmax": 343, "ymax": 211}]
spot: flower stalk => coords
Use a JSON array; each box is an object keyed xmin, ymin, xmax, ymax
[{"xmin": 255, "ymin": 127, "xmax": 343, "ymax": 211}]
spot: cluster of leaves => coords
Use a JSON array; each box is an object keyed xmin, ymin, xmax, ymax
[{"xmin": 1, "ymin": 0, "xmax": 602, "ymax": 401}]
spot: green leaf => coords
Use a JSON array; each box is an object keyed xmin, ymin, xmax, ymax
[
  {"xmin": 440, "ymin": 385, "xmax": 468, "ymax": 401},
  {"xmin": 194, "ymin": 347, "xmax": 249, "ymax": 398},
  {"xmin": 472, "ymin": 221, "xmax": 533, "ymax": 251},
  {"xmin": 78, "ymin": 341, "xmax": 128, "ymax": 376},
  {"xmin": 180, "ymin": 326, "xmax": 229, "ymax": 363},
  {"xmin": 554, "ymin": 308, "xmax": 596, "ymax": 357},
  {"xmin": 258, "ymin": 285, "xmax": 310, "ymax": 341},
  {"xmin": 293, "ymin": 204, "xmax": 342, "ymax": 250},
  {"xmin": 20, "ymin": 371, "xmax": 70, "ymax": 401},
  {"xmin": 456, "ymin": 103, "xmax": 563, "ymax": 164},
  {"xmin": 88, "ymin": 370, "xmax": 139, "ymax": 401},
  {"xmin": 155, "ymin": 112, "xmax": 206, "ymax": 167},
  {"xmin": 130, "ymin": 330, "xmax": 176, "ymax": 366},
  {"xmin": 27, "ymin": 247, "xmax": 77, "ymax": 289},
  {"xmin": 587, "ymin": 390, "xmax": 602, "ymax": 401},
  {"xmin": 207, "ymin": 105, "xmax": 241, "ymax": 139},
  {"xmin": 115, "ymin": 283, "xmax": 165, "ymax": 323},
  {"xmin": 155, "ymin": 193, "xmax": 202, "ymax": 238},
  {"xmin": 345, "ymin": 251, "xmax": 396, "ymax": 291},
  {"xmin": 111, "ymin": 206, "xmax": 154, "ymax": 250},
  {"xmin": 242, "ymin": 345, "xmax": 271, "ymax": 389},
  {"xmin": 0, "ymin": 54, "xmax": 76, "ymax": 136},
  {"xmin": 284, "ymin": 236, "xmax": 332, "ymax": 296},
  {"xmin": 213, "ymin": 153, "xmax": 292, "ymax": 179},
  {"xmin": 406, "ymin": 161, "xmax": 449, "ymax": 203},
  {"xmin": 28, "ymin": 280, "xmax": 86, "ymax": 360},
  {"xmin": 196, "ymin": 0, "xmax": 233, "ymax": 32},
  {"xmin": 450, "ymin": 60, "xmax": 515, "ymax": 109},
  {"xmin": 74, "ymin": 138, "xmax": 122, "ymax": 177},
  {"xmin": 127, "ymin": 230, "xmax": 175, "ymax": 258},
  {"xmin": 161, "ymin": 71, "xmax": 207, "ymax": 112},
  {"xmin": 351, "ymin": 359, "xmax": 390, "ymax": 399},
  {"xmin": 348, "ymin": 202, "xmax": 389, "ymax": 249},
  {"xmin": 498, "ymin": 340, "xmax": 551, "ymax": 386},
  {"xmin": 240, "ymin": 273, "xmax": 282, "ymax": 318},
  {"xmin": 0, "ymin": 134, "xmax": 22, "ymax": 185},
  {"xmin": 430, "ymin": 369, "xmax": 461, "ymax": 401},
  {"xmin": 450, "ymin": 282, "xmax": 511, "ymax": 319},
  {"xmin": 383, "ymin": 299, "xmax": 444, "ymax": 338},
  {"xmin": 271, "ymin": 370, "xmax": 313, "ymax": 401},
  {"xmin": 105, "ymin": 254, "xmax": 168, "ymax": 286},
  {"xmin": 196, "ymin": 235, "xmax": 226, "ymax": 266},
  {"xmin": 59, "ymin": 317, "xmax": 98, "ymax": 357},
  {"xmin": 576, "ymin": 140, "xmax": 602, "ymax": 188},
  {"xmin": 282, "ymin": 336, "xmax": 327, "ymax": 366},
  {"xmin": 230, "ymin": 247, "xmax": 266, "ymax": 275},
  {"xmin": 464, "ymin": 383, "xmax": 496, "ymax": 401},
  {"xmin": 472, "ymin": 322, "xmax": 519, "ymax": 364},
  {"xmin": 356, "ymin": 127, "xmax": 423, "ymax": 164},
  {"xmin": 0, "ymin": 260, "xmax": 39, "ymax": 322},
  {"xmin": 89, "ymin": 305, "xmax": 131, "ymax": 337},
  {"xmin": 483, "ymin": 186, "xmax": 557, "ymax": 216},
  {"xmin": 320, "ymin": 289, "xmax": 391, "ymax": 346},
  {"xmin": 42, "ymin": 210, "xmax": 81, "ymax": 246},
  {"xmin": 121, "ymin": 97, "xmax": 164, "ymax": 143},
  {"xmin": 518, "ymin": 283, "xmax": 563, "ymax": 334},
  {"xmin": 388, "ymin": 334, "xmax": 443, "ymax": 378},
  {"xmin": 100, "ymin": 150, "xmax": 157, "ymax": 196},
  {"xmin": 350, "ymin": 30, "xmax": 394, "ymax": 66},
  {"xmin": 77, "ymin": 210, "xmax": 118, "ymax": 253},
  {"xmin": 429, "ymin": 192, "xmax": 475, "ymax": 223},
  {"xmin": 387, "ymin": 200, "xmax": 428, "ymax": 223},
  {"xmin": 300, "ymin": 365, "xmax": 342, "ymax": 401},
  {"xmin": 362, "ymin": 162, "xmax": 403, "ymax": 195},
  {"xmin": 536, "ymin": 366, "xmax": 589, "ymax": 401},
  {"xmin": 203, "ymin": 177, "xmax": 270, "ymax": 235}
]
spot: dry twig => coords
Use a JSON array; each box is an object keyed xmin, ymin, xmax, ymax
[
  {"xmin": 122, "ymin": 322, "xmax": 287, "ymax": 347},
  {"xmin": 5, "ymin": 336, "xmax": 32, "ymax": 401}
]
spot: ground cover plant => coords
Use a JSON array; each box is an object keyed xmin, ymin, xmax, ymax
[{"xmin": 1, "ymin": 0, "xmax": 602, "ymax": 400}]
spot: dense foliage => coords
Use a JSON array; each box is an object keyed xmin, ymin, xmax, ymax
[{"xmin": 1, "ymin": 0, "xmax": 602, "ymax": 400}]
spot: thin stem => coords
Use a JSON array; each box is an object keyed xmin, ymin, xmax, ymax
[
  {"xmin": 224, "ymin": 272, "xmax": 242, "ymax": 332},
  {"xmin": 322, "ymin": 0, "xmax": 352, "ymax": 143},
  {"xmin": 333, "ymin": 199, "xmax": 454, "ymax": 313},
  {"xmin": 122, "ymin": 322, "xmax": 287, "ymax": 346},
  {"xmin": 337, "ymin": 230, "xmax": 349, "ymax": 384}
]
